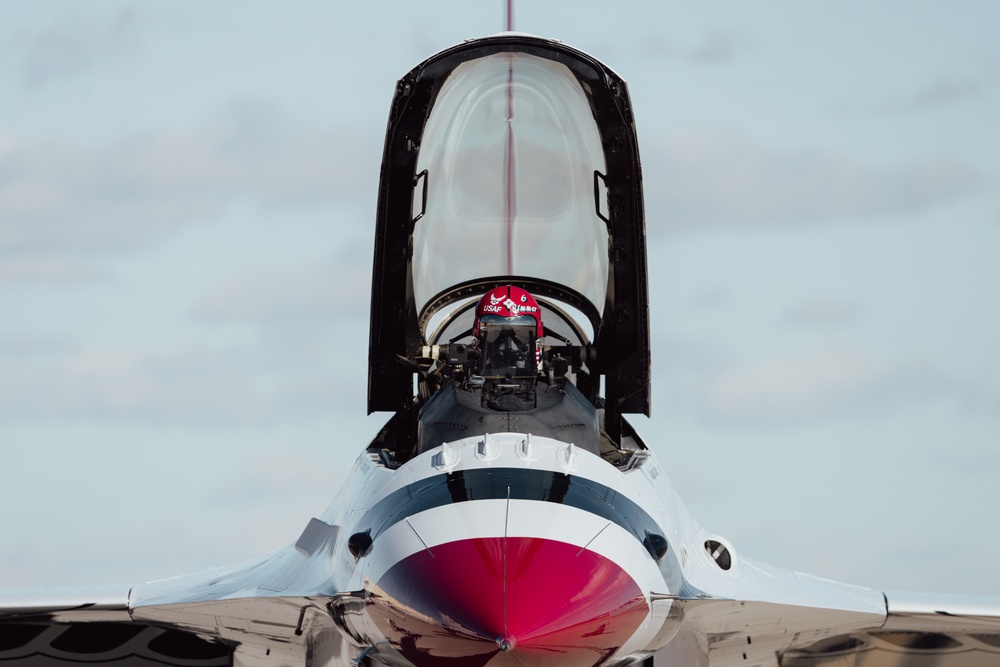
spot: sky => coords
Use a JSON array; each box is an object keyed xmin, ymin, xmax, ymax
[{"xmin": 1, "ymin": 1, "xmax": 999, "ymax": 597}]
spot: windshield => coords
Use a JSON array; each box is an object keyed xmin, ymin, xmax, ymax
[{"xmin": 412, "ymin": 52, "xmax": 610, "ymax": 329}]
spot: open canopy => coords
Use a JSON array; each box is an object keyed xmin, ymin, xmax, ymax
[
  {"xmin": 411, "ymin": 52, "xmax": 610, "ymax": 322},
  {"xmin": 368, "ymin": 34, "xmax": 651, "ymax": 438}
]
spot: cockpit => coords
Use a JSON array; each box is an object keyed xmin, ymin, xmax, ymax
[{"xmin": 366, "ymin": 34, "xmax": 652, "ymax": 467}]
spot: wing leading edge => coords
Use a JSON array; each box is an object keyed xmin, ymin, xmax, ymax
[
  {"xmin": 0, "ymin": 585, "xmax": 234, "ymax": 667},
  {"xmin": 0, "ymin": 518, "xmax": 353, "ymax": 667},
  {"xmin": 653, "ymin": 556, "xmax": 1000, "ymax": 667},
  {"xmin": 781, "ymin": 590, "xmax": 1000, "ymax": 667}
]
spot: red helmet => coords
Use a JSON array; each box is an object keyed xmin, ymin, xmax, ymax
[{"xmin": 472, "ymin": 285, "xmax": 544, "ymax": 339}]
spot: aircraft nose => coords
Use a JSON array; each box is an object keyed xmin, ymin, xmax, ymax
[{"xmin": 367, "ymin": 536, "xmax": 648, "ymax": 667}]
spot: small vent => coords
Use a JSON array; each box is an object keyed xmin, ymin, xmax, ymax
[
  {"xmin": 704, "ymin": 539, "xmax": 732, "ymax": 570},
  {"xmin": 348, "ymin": 529, "xmax": 374, "ymax": 559},
  {"xmin": 642, "ymin": 532, "xmax": 669, "ymax": 562}
]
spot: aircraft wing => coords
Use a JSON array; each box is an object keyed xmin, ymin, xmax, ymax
[
  {"xmin": 659, "ymin": 555, "xmax": 1000, "ymax": 667},
  {"xmin": 784, "ymin": 590, "xmax": 1000, "ymax": 667},
  {"xmin": 0, "ymin": 583, "xmax": 239, "ymax": 667},
  {"xmin": 0, "ymin": 520, "xmax": 353, "ymax": 667}
]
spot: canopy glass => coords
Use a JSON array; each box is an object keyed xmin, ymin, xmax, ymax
[{"xmin": 411, "ymin": 52, "xmax": 610, "ymax": 331}]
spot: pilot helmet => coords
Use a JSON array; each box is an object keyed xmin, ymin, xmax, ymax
[
  {"xmin": 472, "ymin": 286, "xmax": 544, "ymax": 377},
  {"xmin": 472, "ymin": 285, "xmax": 544, "ymax": 338}
]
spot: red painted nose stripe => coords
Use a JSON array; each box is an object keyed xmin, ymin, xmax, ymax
[{"xmin": 369, "ymin": 537, "xmax": 648, "ymax": 667}]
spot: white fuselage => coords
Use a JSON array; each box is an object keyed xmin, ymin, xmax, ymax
[{"xmin": 322, "ymin": 433, "xmax": 693, "ymax": 667}]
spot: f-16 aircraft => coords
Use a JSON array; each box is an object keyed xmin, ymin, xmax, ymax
[{"xmin": 3, "ymin": 32, "xmax": 999, "ymax": 667}]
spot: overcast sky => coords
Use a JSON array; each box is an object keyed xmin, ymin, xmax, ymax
[{"xmin": 1, "ymin": 1, "xmax": 999, "ymax": 597}]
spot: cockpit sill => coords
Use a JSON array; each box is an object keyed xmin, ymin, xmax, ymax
[
  {"xmin": 365, "ymin": 378, "xmax": 653, "ymax": 474},
  {"xmin": 366, "ymin": 433, "xmax": 653, "ymax": 473}
]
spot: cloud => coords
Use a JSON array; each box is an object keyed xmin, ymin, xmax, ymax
[
  {"xmin": 707, "ymin": 344, "xmax": 966, "ymax": 426},
  {"xmin": 658, "ymin": 341, "xmax": 977, "ymax": 428},
  {"xmin": 0, "ymin": 335, "xmax": 75, "ymax": 359},
  {"xmin": 0, "ymin": 342, "xmax": 350, "ymax": 426},
  {"xmin": 903, "ymin": 77, "xmax": 986, "ymax": 109},
  {"xmin": 688, "ymin": 32, "xmax": 753, "ymax": 64},
  {"xmin": 686, "ymin": 285, "xmax": 733, "ymax": 312},
  {"xmin": 0, "ymin": 101, "xmax": 379, "ymax": 256},
  {"xmin": 0, "ymin": 256, "xmax": 110, "ymax": 284},
  {"xmin": 637, "ymin": 35, "xmax": 674, "ymax": 60},
  {"xmin": 655, "ymin": 334, "xmax": 736, "ymax": 387},
  {"xmin": 642, "ymin": 128, "xmax": 985, "ymax": 233},
  {"xmin": 8, "ymin": 8, "xmax": 143, "ymax": 90},
  {"xmin": 886, "ymin": 69, "xmax": 1000, "ymax": 112},
  {"xmin": 779, "ymin": 297, "xmax": 862, "ymax": 328},
  {"xmin": 706, "ymin": 344, "xmax": 890, "ymax": 422},
  {"xmin": 634, "ymin": 30, "xmax": 752, "ymax": 64},
  {"xmin": 194, "ymin": 261, "xmax": 371, "ymax": 326}
]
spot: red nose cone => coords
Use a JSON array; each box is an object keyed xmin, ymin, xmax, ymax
[{"xmin": 369, "ymin": 538, "xmax": 648, "ymax": 667}]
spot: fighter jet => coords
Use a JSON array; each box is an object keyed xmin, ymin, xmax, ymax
[{"xmin": 3, "ymin": 32, "xmax": 999, "ymax": 667}]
